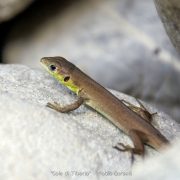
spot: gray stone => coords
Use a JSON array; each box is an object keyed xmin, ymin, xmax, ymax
[
  {"xmin": 154, "ymin": 0, "xmax": 180, "ymax": 52},
  {"xmin": 3, "ymin": 0, "xmax": 180, "ymax": 122},
  {"xmin": 0, "ymin": 64, "xmax": 179, "ymax": 180},
  {"xmin": 0, "ymin": 0, "xmax": 33, "ymax": 22}
]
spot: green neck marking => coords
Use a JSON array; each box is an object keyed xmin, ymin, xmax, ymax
[{"xmin": 51, "ymin": 72, "xmax": 80, "ymax": 95}]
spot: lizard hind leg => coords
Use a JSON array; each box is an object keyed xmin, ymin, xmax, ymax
[
  {"xmin": 135, "ymin": 98, "xmax": 157, "ymax": 122},
  {"xmin": 113, "ymin": 130, "xmax": 145, "ymax": 164},
  {"xmin": 121, "ymin": 99, "xmax": 157, "ymax": 123}
]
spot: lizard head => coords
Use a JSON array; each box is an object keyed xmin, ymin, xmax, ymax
[{"xmin": 40, "ymin": 56, "xmax": 80, "ymax": 94}]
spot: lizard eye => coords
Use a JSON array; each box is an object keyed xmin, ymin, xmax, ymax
[
  {"xmin": 64, "ymin": 76, "xmax": 70, "ymax": 82},
  {"xmin": 49, "ymin": 64, "xmax": 57, "ymax": 71}
]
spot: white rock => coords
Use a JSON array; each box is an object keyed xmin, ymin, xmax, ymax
[
  {"xmin": 0, "ymin": 64, "xmax": 179, "ymax": 180},
  {"xmin": 130, "ymin": 140, "xmax": 180, "ymax": 180}
]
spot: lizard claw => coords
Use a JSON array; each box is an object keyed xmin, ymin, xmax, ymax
[
  {"xmin": 113, "ymin": 143, "xmax": 133, "ymax": 152},
  {"xmin": 53, "ymin": 101, "xmax": 59, "ymax": 105},
  {"xmin": 47, "ymin": 102, "xmax": 57, "ymax": 109},
  {"xmin": 113, "ymin": 142, "xmax": 135, "ymax": 165}
]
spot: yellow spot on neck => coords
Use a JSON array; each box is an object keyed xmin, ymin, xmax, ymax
[{"xmin": 52, "ymin": 72, "xmax": 79, "ymax": 94}]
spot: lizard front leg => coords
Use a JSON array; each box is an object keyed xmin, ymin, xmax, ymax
[{"xmin": 47, "ymin": 97, "xmax": 84, "ymax": 113}]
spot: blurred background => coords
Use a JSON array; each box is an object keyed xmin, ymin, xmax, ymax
[{"xmin": 0, "ymin": 0, "xmax": 180, "ymax": 122}]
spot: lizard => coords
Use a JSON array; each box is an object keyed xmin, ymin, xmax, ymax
[{"xmin": 40, "ymin": 56, "xmax": 169, "ymax": 158}]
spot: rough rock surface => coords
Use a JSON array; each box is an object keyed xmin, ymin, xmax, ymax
[
  {"xmin": 0, "ymin": 0, "xmax": 33, "ymax": 22},
  {"xmin": 3, "ymin": 0, "xmax": 180, "ymax": 121},
  {"xmin": 130, "ymin": 140, "xmax": 180, "ymax": 180},
  {"xmin": 0, "ymin": 64, "xmax": 179, "ymax": 180},
  {"xmin": 154, "ymin": 0, "xmax": 180, "ymax": 52}
]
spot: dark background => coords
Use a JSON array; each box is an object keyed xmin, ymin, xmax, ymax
[{"xmin": 0, "ymin": 0, "xmax": 76, "ymax": 63}]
